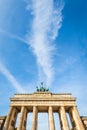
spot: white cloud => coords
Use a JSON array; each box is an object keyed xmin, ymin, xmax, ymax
[
  {"xmin": 0, "ymin": 62, "xmax": 25, "ymax": 93},
  {"xmin": 24, "ymin": 0, "xmax": 64, "ymax": 86},
  {"xmin": 0, "ymin": 0, "xmax": 64, "ymax": 88},
  {"xmin": 0, "ymin": 0, "xmax": 64, "ymax": 87}
]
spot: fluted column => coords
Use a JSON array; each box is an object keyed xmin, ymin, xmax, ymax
[
  {"xmin": 22, "ymin": 107, "xmax": 27, "ymax": 130},
  {"xmin": 17, "ymin": 106, "xmax": 27, "ymax": 130},
  {"xmin": 48, "ymin": 106, "xmax": 55, "ymax": 130},
  {"xmin": 3, "ymin": 106, "xmax": 18, "ymax": 130},
  {"xmin": 59, "ymin": 106, "xmax": 69, "ymax": 130},
  {"xmin": 31, "ymin": 106, "xmax": 38, "ymax": 130},
  {"xmin": 69, "ymin": 106, "xmax": 85, "ymax": 130},
  {"xmin": 3, "ymin": 106, "xmax": 13, "ymax": 130}
]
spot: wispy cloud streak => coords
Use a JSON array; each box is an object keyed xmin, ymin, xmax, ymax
[
  {"xmin": 25, "ymin": 0, "xmax": 64, "ymax": 86},
  {"xmin": 0, "ymin": 29, "xmax": 29, "ymax": 45},
  {"xmin": 0, "ymin": 62, "xmax": 25, "ymax": 93}
]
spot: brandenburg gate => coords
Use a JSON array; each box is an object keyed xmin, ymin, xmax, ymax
[{"xmin": 1, "ymin": 91, "xmax": 87, "ymax": 130}]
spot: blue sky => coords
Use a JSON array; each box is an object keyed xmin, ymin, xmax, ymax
[{"xmin": 0, "ymin": 0, "xmax": 87, "ymax": 129}]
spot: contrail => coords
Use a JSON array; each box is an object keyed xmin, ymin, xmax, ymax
[
  {"xmin": 0, "ymin": 29, "xmax": 29, "ymax": 45},
  {"xmin": 24, "ymin": 0, "xmax": 64, "ymax": 86},
  {"xmin": 0, "ymin": 62, "xmax": 25, "ymax": 93}
]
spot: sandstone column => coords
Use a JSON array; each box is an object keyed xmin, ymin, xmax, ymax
[
  {"xmin": 31, "ymin": 106, "xmax": 38, "ymax": 130},
  {"xmin": 3, "ymin": 106, "xmax": 18, "ymax": 130},
  {"xmin": 3, "ymin": 106, "xmax": 13, "ymax": 130},
  {"xmin": 69, "ymin": 106, "xmax": 85, "ymax": 130},
  {"xmin": 59, "ymin": 106, "xmax": 69, "ymax": 130},
  {"xmin": 48, "ymin": 106, "xmax": 55, "ymax": 130},
  {"xmin": 22, "ymin": 107, "xmax": 27, "ymax": 130},
  {"xmin": 17, "ymin": 106, "xmax": 27, "ymax": 130}
]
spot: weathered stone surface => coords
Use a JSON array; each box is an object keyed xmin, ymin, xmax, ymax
[
  {"xmin": 1, "ymin": 92, "xmax": 86, "ymax": 130},
  {"xmin": 48, "ymin": 106, "xmax": 55, "ymax": 130},
  {"xmin": 81, "ymin": 116, "xmax": 87, "ymax": 129},
  {"xmin": 0, "ymin": 116, "xmax": 6, "ymax": 130},
  {"xmin": 11, "ymin": 92, "xmax": 76, "ymax": 111}
]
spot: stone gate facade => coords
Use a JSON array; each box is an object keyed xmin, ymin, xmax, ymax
[{"xmin": 1, "ymin": 92, "xmax": 87, "ymax": 130}]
